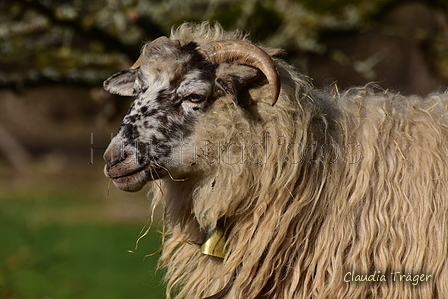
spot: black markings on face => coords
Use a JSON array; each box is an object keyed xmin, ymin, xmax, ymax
[
  {"xmin": 142, "ymin": 108, "xmax": 159, "ymax": 118},
  {"xmin": 115, "ymin": 40, "xmax": 219, "ymax": 167},
  {"xmin": 143, "ymin": 121, "xmax": 153, "ymax": 129},
  {"xmin": 136, "ymin": 141, "xmax": 151, "ymax": 164},
  {"xmin": 125, "ymin": 114, "xmax": 141, "ymax": 123},
  {"xmin": 119, "ymin": 123, "xmax": 139, "ymax": 142},
  {"xmin": 156, "ymin": 113, "xmax": 169, "ymax": 126}
]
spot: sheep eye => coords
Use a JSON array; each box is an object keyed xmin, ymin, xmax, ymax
[{"xmin": 184, "ymin": 94, "xmax": 205, "ymax": 103}]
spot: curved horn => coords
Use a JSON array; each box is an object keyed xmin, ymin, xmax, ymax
[
  {"xmin": 199, "ymin": 40, "xmax": 281, "ymax": 106},
  {"xmin": 129, "ymin": 55, "xmax": 142, "ymax": 69}
]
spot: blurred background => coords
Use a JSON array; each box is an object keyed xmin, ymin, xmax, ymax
[{"xmin": 0, "ymin": 0, "xmax": 447, "ymax": 298}]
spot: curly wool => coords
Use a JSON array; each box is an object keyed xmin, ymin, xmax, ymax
[{"xmin": 151, "ymin": 23, "xmax": 448, "ymax": 299}]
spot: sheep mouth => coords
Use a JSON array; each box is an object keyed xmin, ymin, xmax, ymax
[{"xmin": 104, "ymin": 162, "xmax": 162, "ymax": 192}]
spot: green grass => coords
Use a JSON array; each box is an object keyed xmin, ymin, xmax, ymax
[{"xmin": 0, "ymin": 196, "xmax": 166, "ymax": 299}]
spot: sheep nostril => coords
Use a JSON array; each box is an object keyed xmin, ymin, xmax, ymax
[{"xmin": 103, "ymin": 141, "xmax": 129, "ymax": 168}]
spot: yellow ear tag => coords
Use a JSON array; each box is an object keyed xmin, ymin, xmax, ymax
[{"xmin": 200, "ymin": 226, "xmax": 227, "ymax": 259}]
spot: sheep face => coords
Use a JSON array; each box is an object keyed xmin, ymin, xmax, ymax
[
  {"xmin": 102, "ymin": 36, "xmax": 280, "ymax": 192},
  {"xmin": 103, "ymin": 38, "xmax": 218, "ymax": 192}
]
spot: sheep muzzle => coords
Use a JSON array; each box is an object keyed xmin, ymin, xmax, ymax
[{"xmin": 103, "ymin": 137, "xmax": 160, "ymax": 192}]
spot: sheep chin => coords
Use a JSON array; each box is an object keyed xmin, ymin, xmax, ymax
[{"xmin": 110, "ymin": 168, "xmax": 152, "ymax": 192}]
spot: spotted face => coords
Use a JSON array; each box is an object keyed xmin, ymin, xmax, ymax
[
  {"xmin": 103, "ymin": 38, "xmax": 217, "ymax": 191},
  {"xmin": 103, "ymin": 35, "xmax": 280, "ymax": 192}
]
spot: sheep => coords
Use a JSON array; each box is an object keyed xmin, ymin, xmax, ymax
[{"xmin": 102, "ymin": 22, "xmax": 448, "ymax": 299}]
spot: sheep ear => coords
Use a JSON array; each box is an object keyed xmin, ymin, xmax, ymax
[
  {"xmin": 103, "ymin": 69, "xmax": 139, "ymax": 96},
  {"xmin": 215, "ymin": 64, "xmax": 260, "ymax": 105},
  {"xmin": 215, "ymin": 77, "xmax": 239, "ymax": 104}
]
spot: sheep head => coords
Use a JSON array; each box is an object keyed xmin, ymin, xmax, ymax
[{"xmin": 103, "ymin": 36, "xmax": 280, "ymax": 192}]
